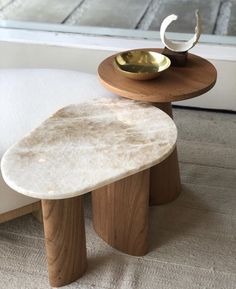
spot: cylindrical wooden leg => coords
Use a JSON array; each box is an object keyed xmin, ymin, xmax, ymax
[
  {"xmin": 150, "ymin": 146, "xmax": 181, "ymax": 205},
  {"xmin": 92, "ymin": 169, "xmax": 150, "ymax": 256},
  {"xmin": 150, "ymin": 102, "xmax": 181, "ymax": 205},
  {"xmin": 41, "ymin": 196, "xmax": 87, "ymax": 287},
  {"xmin": 154, "ymin": 102, "xmax": 173, "ymax": 117}
]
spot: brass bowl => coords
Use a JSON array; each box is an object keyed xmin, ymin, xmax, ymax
[{"xmin": 113, "ymin": 50, "xmax": 171, "ymax": 80}]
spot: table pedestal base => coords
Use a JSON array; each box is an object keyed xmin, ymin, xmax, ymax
[
  {"xmin": 150, "ymin": 147, "xmax": 181, "ymax": 205},
  {"xmin": 41, "ymin": 196, "xmax": 87, "ymax": 287},
  {"xmin": 92, "ymin": 169, "xmax": 149, "ymax": 256},
  {"xmin": 150, "ymin": 102, "xmax": 181, "ymax": 205}
]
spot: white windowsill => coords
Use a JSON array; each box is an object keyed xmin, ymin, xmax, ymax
[{"xmin": 0, "ymin": 27, "xmax": 236, "ymax": 61}]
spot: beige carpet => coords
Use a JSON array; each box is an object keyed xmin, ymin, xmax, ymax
[{"xmin": 0, "ymin": 108, "xmax": 236, "ymax": 289}]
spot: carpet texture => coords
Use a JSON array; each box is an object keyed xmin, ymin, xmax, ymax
[{"xmin": 0, "ymin": 108, "xmax": 236, "ymax": 289}]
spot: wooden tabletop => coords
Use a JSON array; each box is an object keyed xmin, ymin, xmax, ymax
[{"xmin": 98, "ymin": 48, "xmax": 217, "ymax": 103}]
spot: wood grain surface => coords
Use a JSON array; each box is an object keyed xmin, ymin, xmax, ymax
[
  {"xmin": 98, "ymin": 48, "xmax": 217, "ymax": 103},
  {"xmin": 41, "ymin": 196, "xmax": 87, "ymax": 287},
  {"xmin": 150, "ymin": 102, "xmax": 181, "ymax": 205},
  {"xmin": 150, "ymin": 147, "xmax": 181, "ymax": 205},
  {"xmin": 154, "ymin": 102, "xmax": 173, "ymax": 117},
  {"xmin": 92, "ymin": 169, "xmax": 150, "ymax": 256}
]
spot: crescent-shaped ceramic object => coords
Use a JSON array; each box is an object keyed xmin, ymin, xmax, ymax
[{"xmin": 160, "ymin": 10, "xmax": 202, "ymax": 52}]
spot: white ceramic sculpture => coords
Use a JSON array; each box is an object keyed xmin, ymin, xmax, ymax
[{"xmin": 160, "ymin": 10, "xmax": 202, "ymax": 52}]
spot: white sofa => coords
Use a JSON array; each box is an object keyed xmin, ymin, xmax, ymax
[{"xmin": 0, "ymin": 69, "xmax": 112, "ymax": 220}]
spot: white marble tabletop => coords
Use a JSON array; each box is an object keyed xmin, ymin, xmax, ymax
[{"xmin": 1, "ymin": 97, "xmax": 177, "ymax": 200}]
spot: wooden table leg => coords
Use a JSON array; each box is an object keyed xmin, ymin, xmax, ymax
[
  {"xmin": 150, "ymin": 102, "xmax": 181, "ymax": 205},
  {"xmin": 41, "ymin": 196, "xmax": 87, "ymax": 287},
  {"xmin": 154, "ymin": 102, "xmax": 173, "ymax": 118},
  {"xmin": 92, "ymin": 169, "xmax": 149, "ymax": 256}
]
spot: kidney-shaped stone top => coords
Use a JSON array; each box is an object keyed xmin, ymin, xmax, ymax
[{"xmin": 1, "ymin": 97, "xmax": 177, "ymax": 200}]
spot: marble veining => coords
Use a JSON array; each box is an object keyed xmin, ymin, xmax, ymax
[{"xmin": 1, "ymin": 97, "xmax": 177, "ymax": 199}]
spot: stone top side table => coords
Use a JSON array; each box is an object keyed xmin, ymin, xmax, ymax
[
  {"xmin": 1, "ymin": 97, "xmax": 177, "ymax": 287},
  {"xmin": 98, "ymin": 49, "xmax": 217, "ymax": 205}
]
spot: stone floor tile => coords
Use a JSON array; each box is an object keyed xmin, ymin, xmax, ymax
[
  {"xmin": 65, "ymin": 0, "xmax": 152, "ymax": 29},
  {"xmin": 149, "ymin": 0, "xmax": 221, "ymax": 34},
  {"xmin": 0, "ymin": 0, "xmax": 83, "ymax": 23}
]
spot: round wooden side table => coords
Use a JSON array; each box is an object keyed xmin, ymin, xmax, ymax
[{"xmin": 98, "ymin": 48, "xmax": 217, "ymax": 205}]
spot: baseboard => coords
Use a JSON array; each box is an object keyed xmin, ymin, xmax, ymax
[
  {"xmin": 0, "ymin": 201, "xmax": 41, "ymax": 224},
  {"xmin": 173, "ymin": 105, "xmax": 236, "ymax": 114}
]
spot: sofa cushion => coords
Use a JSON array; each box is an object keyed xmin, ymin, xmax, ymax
[
  {"xmin": 0, "ymin": 69, "xmax": 113, "ymax": 213},
  {"xmin": 0, "ymin": 69, "xmax": 113, "ymax": 156}
]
